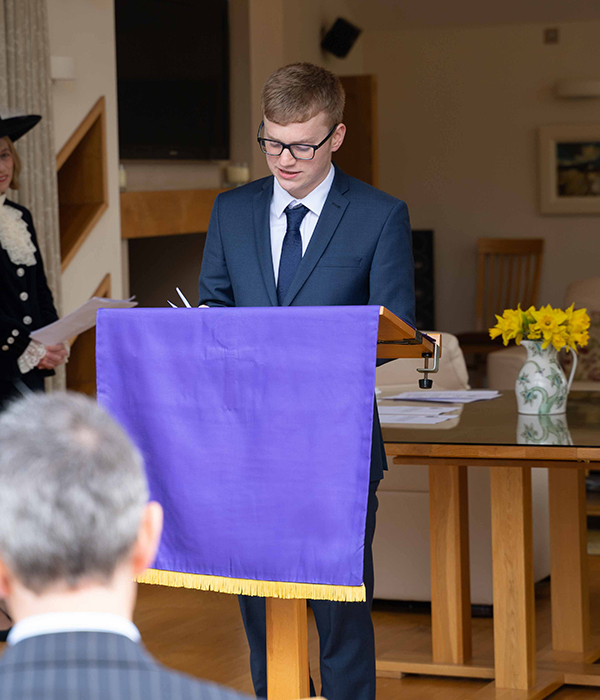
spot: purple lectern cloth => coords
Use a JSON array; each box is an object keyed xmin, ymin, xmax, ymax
[{"xmin": 96, "ymin": 306, "xmax": 380, "ymax": 587}]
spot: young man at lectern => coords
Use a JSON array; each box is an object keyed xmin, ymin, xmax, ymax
[{"xmin": 198, "ymin": 63, "xmax": 415, "ymax": 700}]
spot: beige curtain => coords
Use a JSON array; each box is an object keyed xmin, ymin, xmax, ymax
[{"xmin": 0, "ymin": 0, "xmax": 64, "ymax": 390}]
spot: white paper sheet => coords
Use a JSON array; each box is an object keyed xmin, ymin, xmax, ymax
[
  {"xmin": 379, "ymin": 414, "xmax": 454, "ymax": 425},
  {"xmin": 377, "ymin": 405, "xmax": 458, "ymax": 416},
  {"xmin": 30, "ymin": 297, "xmax": 138, "ymax": 345},
  {"xmin": 377, "ymin": 403, "xmax": 458, "ymax": 425},
  {"xmin": 384, "ymin": 390, "xmax": 500, "ymax": 404}
]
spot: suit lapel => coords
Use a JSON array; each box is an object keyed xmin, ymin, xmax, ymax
[
  {"xmin": 281, "ymin": 167, "xmax": 350, "ymax": 306},
  {"xmin": 253, "ymin": 179, "xmax": 278, "ymax": 306}
]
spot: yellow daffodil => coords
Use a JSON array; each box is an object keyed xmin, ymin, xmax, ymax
[
  {"xmin": 527, "ymin": 305, "xmax": 568, "ymax": 349},
  {"xmin": 566, "ymin": 328, "xmax": 590, "ymax": 352},
  {"xmin": 563, "ymin": 304, "xmax": 590, "ymax": 352},
  {"xmin": 489, "ymin": 304, "xmax": 589, "ymax": 353},
  {"xmin": 489, "ymin": 307, "xmax": 524, "ymax": 345},
  {"xmin": 565, "ymin": 303, "xmax": 590, "ymax": 333},
  {"xmin": 549, "ymin": 327, "xmax": 570, "ymax": 352}
]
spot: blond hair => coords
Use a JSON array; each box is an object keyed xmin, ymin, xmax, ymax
[
  {"xmin": 1, "ymin": 137, "xmax": 21, "ymax": 190},
  {"xmin": 261, "ymin": 63, "xmax": 345, "ymax": 127}
]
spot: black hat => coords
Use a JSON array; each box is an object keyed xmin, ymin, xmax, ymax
[{"xmin": 0, "ymin": 114, "xmax": 41, "ymax": 142}]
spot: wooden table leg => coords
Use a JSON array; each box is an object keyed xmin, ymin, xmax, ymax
[
  {"xmin": 548, "ymin": 468, "xmax": 590, "ymax": 653},
  {"xmin": 490, "ymin": 466, "xmax": 536, "ymax": 690},
  {"xmin": 470, "ymin": 466, "xmax": 562, "ymax": 699},
  {"xmin": 377, "ymin": 461, "xmax": 494, "ymax": 681},
  {"xmin": 429, "ymin": 464, "xmax": 472, "ymax": 664},
  {"xmin": 266, "ymin": 598, "xmax": 309, "ymax": 700},
  {"xmin": 536, "ymin": 468, "xmax": 600, "ymax": 686}
]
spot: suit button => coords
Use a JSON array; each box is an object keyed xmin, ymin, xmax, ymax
[
  {"xmin": 1, "ymin": 345, "xmax": 8, "ymax": 351},
  {"xmin": 20, "ymin": 292, "xmax": 29, "ymax": 301},
  {"xmin": 11, "ymin": 330, "xmax": 19, "ymax": 336},
  {"xmin": 7, "ymin": 338, "xmax": 14, "ymax": 345},
  {"xmin": 23, "ymin": 316, "xmax": 32, "ymax": 325},
  {"xmin": 16, "ymin": 268, "xmax": 25, "ymax": 277}
]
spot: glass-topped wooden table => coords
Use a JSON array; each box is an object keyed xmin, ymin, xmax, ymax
[{"xmin": 379, "ymin": 391, "xmax": 600, "ymax": 700}]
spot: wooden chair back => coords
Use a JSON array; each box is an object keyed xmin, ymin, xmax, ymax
[{"xmin": 475, "ymin": 238, "xmax": 544, "ymax": 331}]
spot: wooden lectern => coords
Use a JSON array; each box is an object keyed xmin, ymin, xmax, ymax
[
  {"xmin": 98, "ymin": 304, "xmax": 440, "ymax": 700},
  {"xmin": 266, "ymin": 307, "xmax": 440, "ymax": 700}
]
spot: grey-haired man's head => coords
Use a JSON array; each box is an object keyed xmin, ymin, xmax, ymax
[{"xmin": 0, "ymin": 392, "xmax": 159, "ymax": 595}]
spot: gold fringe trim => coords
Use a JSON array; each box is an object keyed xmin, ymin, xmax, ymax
[{"xmin": 137, "ymin": 568, "xmax": 366, "ymax": 602}]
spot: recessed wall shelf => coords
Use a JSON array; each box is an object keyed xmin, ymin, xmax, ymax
[
  {"xmin": 56, "ymin": 96, "xmax": 108, "ymax": 271},
  {"xmin": 120, "ymin": 188, "xmax": 225, "ymax": 239}
]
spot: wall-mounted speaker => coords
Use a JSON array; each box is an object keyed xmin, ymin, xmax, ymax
[{"xmin": 321, "ymin": 18, "xmax": 362, "ymax": 59}]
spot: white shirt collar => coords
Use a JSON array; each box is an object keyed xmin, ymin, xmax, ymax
[
  {"xmin": 7, "ymin": 611, "xmax": 141, "ymax": 646},
  {"xmin": 272, "ymin": 164, "xmax": 335, "ymax": 218}
]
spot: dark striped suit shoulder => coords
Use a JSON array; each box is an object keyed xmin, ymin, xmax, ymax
[{"xmin": 0, "ymin": 631, "xmax": 249, "ymax": 700}]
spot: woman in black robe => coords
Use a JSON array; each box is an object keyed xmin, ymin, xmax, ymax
[{"xmin": 0, "ymin": 114, "xmax": 68, "ymax": 411}]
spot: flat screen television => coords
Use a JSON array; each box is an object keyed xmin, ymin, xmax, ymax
[{"xmin": 115, "ymin": 0, "xmax": 229, "ymax": 160}]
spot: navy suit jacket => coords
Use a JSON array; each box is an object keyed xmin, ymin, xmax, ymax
[
  {"xmin": 198, "ymin": 166, "xmax": 415, "ymax": 481},
  {"xmin": 0, "ymin": 631, "xmax": 250, "ymax": 700}
]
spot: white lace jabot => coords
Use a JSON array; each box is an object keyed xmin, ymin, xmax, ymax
[{"xmin": 0, "ymin": 194, "xmax": 37, "ymax": 266}]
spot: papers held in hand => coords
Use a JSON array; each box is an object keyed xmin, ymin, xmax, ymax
[{"xmin": 30, "ymin": 297, "xmax": 138, "ymax": 345}]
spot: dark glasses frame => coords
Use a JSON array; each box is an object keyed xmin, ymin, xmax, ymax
[{"xmin": 256, "ymin": 121, "xmax": 338, "ymax": 160}]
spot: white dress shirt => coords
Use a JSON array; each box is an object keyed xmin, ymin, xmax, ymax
[
  {"xmin": 270, "ymin": 164, "xmax": 335, "ymax": 284},
  {"xmin": 7, "ymin": 611, "xmax": 141, "ymax": 646}
]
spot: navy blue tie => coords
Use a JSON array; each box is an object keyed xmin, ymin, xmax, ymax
[{"xmin": 277, "ymin": 204, "xmax": 309, "ymax": 304}]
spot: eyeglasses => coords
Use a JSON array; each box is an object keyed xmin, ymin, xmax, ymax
[{"xmin": 256, "ymin": 121, "xmax": 338, "ymax": 160}]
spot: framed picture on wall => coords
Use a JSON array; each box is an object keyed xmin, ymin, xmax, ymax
[{"xmin": 538, "ymin": 124, "xmax": 600, "ymax": 214}]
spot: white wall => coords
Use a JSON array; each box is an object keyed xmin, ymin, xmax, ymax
[
  {"xmin": 282, "ymin": 0, "xmax": 364, "ymax": 76},
  {"xmin": 47, "ymin": 0, "xmax": 123, "ymax": 312},
  {"xmin": 363, "ymin": 20, "xmax": 600, "ymax": 333}
]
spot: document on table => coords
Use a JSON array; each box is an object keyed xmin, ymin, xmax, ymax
[
  {"xmin": 30, "ymin": 297, "xmax": 138, "ymax": 345},
  {"xmin": 377, "ymin": 405, "xmax": 457, "ymax": 416},
  {"xmin": 378, "ymin": 414, "xmax": 455, "ymax": 425},
  {"xmin": 384, "ymin": 390, "xmax": 501, "ymax": 404},
  {"xmin": 377, "ymin": 404, "xmax": 459, "ymax": 425}
]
